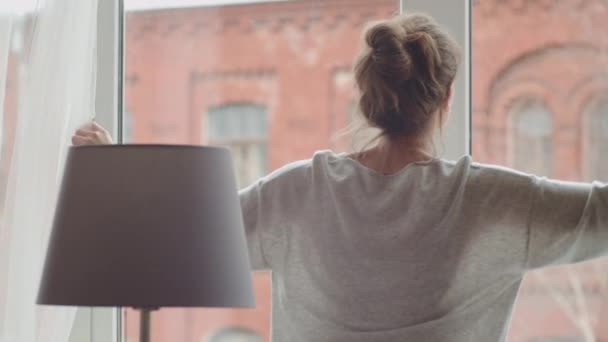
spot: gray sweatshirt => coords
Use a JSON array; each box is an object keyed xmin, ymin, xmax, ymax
[{"xmin": 238, "ymin": 150, "xmax": 608, "ymax": 342}]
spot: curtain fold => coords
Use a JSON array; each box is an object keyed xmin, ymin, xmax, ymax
[{"xmin": 0, "ymin": 0, "xmax": 99, "ymax": 341}]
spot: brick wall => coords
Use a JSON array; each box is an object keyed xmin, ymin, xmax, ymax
[
  {"xmin": 124, "ymin": 0, "xmax": 398, "ymax": 167},
  {"xmin": 472, "ymin": 0, "xmax": 608, "ymax": 179}
]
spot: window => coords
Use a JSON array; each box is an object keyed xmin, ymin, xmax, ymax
[
  {"xmin": 510, "ymin": 100, "xmax": 553, "ymax": 176},
  {"xmin": 122, "ymin": 110, "xmax": 133, "ymax": 142},
  {"xmin": 473, "ymin": 1, "xmax": 608, "ymax": 341},
  {"xmin": 205, "ymin": 326, "xmax": 262, "ymax": 342},
  {"xmin": 527, "ymin": 338, "xmax": 583, "ymax": 342},
  {"xmin": 584, "ymin": 98, "xmax": 608, "ymax": 182},
  {"xmin": 108, "ymin": 0, "xmax": 608, "ymax": 340},
  {"xmin": 207, "ymin": 104, "xmax": 268, "ymax": 187},
  {"xmin": 122, "ymin": 1, "xmax": 403, "ymax": 340}
]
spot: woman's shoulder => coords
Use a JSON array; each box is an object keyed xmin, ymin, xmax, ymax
[
  {"xmin": 257, "ymin": 150, "xmax": 542, "ymax": 188},
  {"xmin": 409, "ymin": 154, "xmax": 548, "ymax": 193},
  {"xmin": 253, "ymin": 153, "xmax": 317, "ymax": 187},
  {"xmin": 263, "ymin": 150, "xmax": 342, "ymax": 176},
  {"xmin": 251, "ymin": 150, "xmax": 351, "ymax": 188}
]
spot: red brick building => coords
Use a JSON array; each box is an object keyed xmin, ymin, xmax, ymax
[
  {"xmin": 124, "ymin": 0, "xmax": 399, "ymax": 164},
  {"xmin": 472, "ymin": 0, "xmax": 608, "ymax": 181}
]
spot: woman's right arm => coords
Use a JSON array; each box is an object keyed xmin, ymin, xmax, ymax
[{"xmin": 72, "ymin": 121, "xmax": 113, "ymax": 145}]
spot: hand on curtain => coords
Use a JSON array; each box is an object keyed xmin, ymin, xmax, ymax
[{"xmin": 72, "ymin": 122, "xmax": 113, "ymax": 145}]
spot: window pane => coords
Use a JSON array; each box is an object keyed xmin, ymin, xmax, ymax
[
  {"xmin": 207, "ymin": 104, "xmax": 269, "ymax": 186},
  {"xmin": 510, "ymin": 100, "xmax": 553, "ymax": 176},
  {"xmin": 584, "ymin": 99, "xmax": 608, "ymax": 182},
  {"xmin": 122, "ymin": 0, "xmax": 399, "ymax": 341},
  {"xmin": 472, "ymin": 1, "xmax": 608, "ymax": 341}
]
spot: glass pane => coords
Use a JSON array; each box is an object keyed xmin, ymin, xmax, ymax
[
  {"xmin": 207, "ymin": 104, "xmax": 267, "ymax": 187},
  {"xmin": 585, "ymin": 99, "xmax": 608, "ymax": 181},
  {"xmin": 472, "ymin": 2, "xmax": 608, "ymax": 341},
  {"xmin": 208, "ymin": 104, "xmax": 266, "ymax": 141},
  {"xmin": 122, "ymin": 0, "xmax": 400, "ymax": 341}
]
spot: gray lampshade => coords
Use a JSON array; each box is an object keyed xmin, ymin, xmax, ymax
[{"xmin": 37, "ymin": 145, "xmax": 255, "ymax": 308}]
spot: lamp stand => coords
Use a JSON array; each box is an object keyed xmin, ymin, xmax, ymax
[{"xmin": 136, "ymin": 307, "xmax": 158, "ymax": 342}]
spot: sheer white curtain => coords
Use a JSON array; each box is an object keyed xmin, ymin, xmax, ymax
[{"xmin": 0, "ymin": 0, "xmax": 99, "ymax": 341}]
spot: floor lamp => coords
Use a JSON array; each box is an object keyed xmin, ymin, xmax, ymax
[{"xmin": 37, "ymin": 145, "xmax": 255, "ymax": 342}]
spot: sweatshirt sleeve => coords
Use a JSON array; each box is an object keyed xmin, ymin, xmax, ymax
[
  {"xmin": 236, "ymin": 159, "xmax": 312, "ymax": 271},
  {"xmin": 239, "ymin": 181, "xmax": 271, "ymax": 271},
  {"xmin": 525, "ymin": 177, "xmax": 608, "ymax": 269}
]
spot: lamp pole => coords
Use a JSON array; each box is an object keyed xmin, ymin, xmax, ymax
[{"xmin": 137, "ymin": 307, "xmax": 158, "ymax": 342}]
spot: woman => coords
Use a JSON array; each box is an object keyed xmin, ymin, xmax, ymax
[{"xmin": 73, "ymin": 13, "xmax": 608, "ymax": 342}]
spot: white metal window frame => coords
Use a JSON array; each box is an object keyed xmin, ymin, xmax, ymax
[
  {"xmin": 75, "ymin": 0, "xmax": 470, "ymax": 340},
  {"xmin": 68, "ymin": 0, "xmax": 122, "ymax": 340},
  {"xmin": 400, "ymin": 0, "xmax": 471, "ymax": 159}
]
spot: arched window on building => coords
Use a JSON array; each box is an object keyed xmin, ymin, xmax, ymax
[
  {"xmin": 207, "ymin": 103, "xmax": 268, "ymax": 187},
  {"xmin": 205, "ymin": 326, "xmax": 262, "ymax": 342},
  {"xmin": 526, "ymin": 337, "xmax": 583, "ymax": 342},
  {"xmin": 509, "ymin": 99, "xmax": 553, "ymax": 176},
  {"xmin": 584, "ymin": 98, "xmax": 608, "ymax": 182},
  {"xmin": 122, "ymin": 110, "xmax": 133, "ymax": 142}
]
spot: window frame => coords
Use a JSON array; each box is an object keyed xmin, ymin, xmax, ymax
[
  {"xmin": 68, "ymin": 0, "xmax": 123, "ymax": 341},
  {"xmin": 400, "ymin": 0, "xmax": 472, "ymax": 159},
  {"xmin": 96, "ymin": 0, "xmax": 471, "ymax": 340}
]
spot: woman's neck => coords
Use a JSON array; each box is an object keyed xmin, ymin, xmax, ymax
[{"xmin": 354, "ymin": 136, "xmax": 435, "ymax": 175}]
